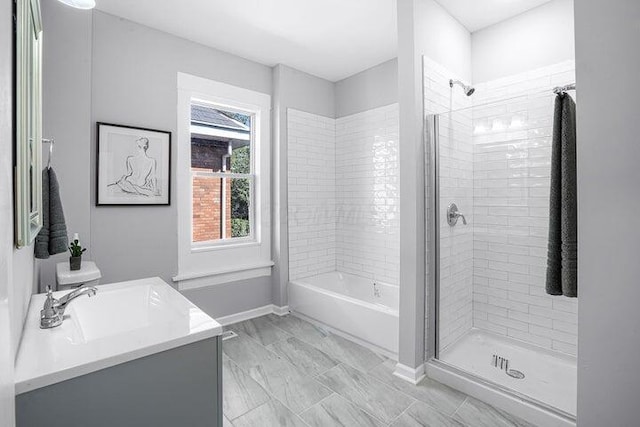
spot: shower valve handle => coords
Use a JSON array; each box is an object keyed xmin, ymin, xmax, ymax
[{"xmin": 447, "ymin": 203, "xmax": 467, "ymax": 226}]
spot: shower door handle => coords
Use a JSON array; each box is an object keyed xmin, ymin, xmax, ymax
[{"xmin": 447, "ymin": 203, "xmax": 467, "ymax": 226}]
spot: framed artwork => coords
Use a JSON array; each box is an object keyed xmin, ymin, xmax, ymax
[{"xmin": 96, "ymin": 122, "xmax": 171, "ymax": 206}]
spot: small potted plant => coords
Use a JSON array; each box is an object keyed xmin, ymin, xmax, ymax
[{"xmin": 68, "ymin": 236, "xmax": 87, "ymax": 271}]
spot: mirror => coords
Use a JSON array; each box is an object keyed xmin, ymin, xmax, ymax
[{"xmin": 15, "ymin": 0, "xmax": 43, "ymax": 248}]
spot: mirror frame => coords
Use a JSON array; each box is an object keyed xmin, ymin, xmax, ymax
[{"xmin": 15, "ymin": 0, "xmax": 43, "ymax": 248}]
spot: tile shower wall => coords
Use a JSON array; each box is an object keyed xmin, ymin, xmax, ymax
[
  {"xmin": 471, "ymin": 61, "xmax": 578, "ymax": 356},
  {"xmin": 335, "ymin": 104, "xmax": 400, "ymax": 286},
  {"xmin": 287, "ymin": 106, "xmax": 400, "ymax": 286},
  {"xmin": 423, "ymin": 57, "xmax": 475, "ymax": 350},
  {"xmin": 287, "ymin": 110, "xmax": 336, "ymax": 280}
]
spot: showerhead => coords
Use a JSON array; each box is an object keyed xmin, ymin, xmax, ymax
[{"xmin": 449, "ymin": 79, "xmax": 475, "ymax": 96}]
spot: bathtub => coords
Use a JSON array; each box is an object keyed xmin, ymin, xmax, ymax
[{"xmin": 288, "ymin": 271, "xmax": 399, "ymax": 358}]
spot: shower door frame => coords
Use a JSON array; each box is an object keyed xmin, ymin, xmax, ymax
[{"xmin": 425, "ymin": 113, "xmax": 577, "ymax": 425}]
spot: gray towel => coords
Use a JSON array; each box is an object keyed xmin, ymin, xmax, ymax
[
  {"xmin": 35, "ymin": 168, "xmax": 68, "ymax": 259},
  {"xmin": 34, "ymin": 169, "xmax": 50, "ymax": 259},
  {"xmin": 546, "ymin": 94, "xmax": 577, "ymax": 297}
]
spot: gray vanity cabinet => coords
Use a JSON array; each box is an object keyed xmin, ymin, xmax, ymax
[{"xmin": 16, "ymin": 336, "xmax": 223, "ymax": 427}]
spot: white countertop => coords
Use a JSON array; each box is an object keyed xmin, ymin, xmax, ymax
[{"xmin": 14, "ymin": 277, "xmax": 222, "ymax": 394}]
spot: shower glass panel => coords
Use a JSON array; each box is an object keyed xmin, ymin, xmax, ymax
[{"xmin": 429, "ymin": 91, "xmax": 577, "ymax": 419}]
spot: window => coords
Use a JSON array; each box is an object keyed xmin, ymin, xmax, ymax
[
  {"xmin": 175, "ymin": 73, "xmax": 272, "ymax": 290},
  {"xmin": 190, "ymin": 104, "xmax": 254, "ymax": 244}
]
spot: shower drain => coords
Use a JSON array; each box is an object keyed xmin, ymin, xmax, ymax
[
  {"xmin": 506, "ymin": 369, "xmax": 525, "ymax": 379},
  {"xmin": 492, "ymin": 354, "xmax": 525, "ymax": 380}
]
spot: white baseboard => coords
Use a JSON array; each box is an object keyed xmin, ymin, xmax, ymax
[
  {"xmin": 216, "ymin": 304, "xmax": 290, "ymax": 326},
  {"xmin": 271, "ymin": 304, "xmax": 290, "ymax": 316},
  {"xmin": 393, "ymin": 362, "xmax": 426, "ymax": 385}
]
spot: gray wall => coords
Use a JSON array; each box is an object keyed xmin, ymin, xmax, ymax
[
  {"xmin": 41, "ymin": 8, "xmax": 343, "ymax": 319},
  {"xmin": 271, "ymin": 64, "xmax": 335, "ymax": 307},
  {"xmin": 40, "ymin": 5, "xmax": 395, "ymax": 323},
  {"xmin": 273, "ymin": 65, "xmax": 335, "ymax": 119},
  {"xmin": 90, "ymin": 11, "xmax": 272, "ymax": 285},
  {"xmin": 575, "ymin": 0, "xmax": 640, "ymax": 425},
  {"xmin": 184, "ymin": 277, "xmax": 275, "ymax": 319},
  {"xmin": 41, "ymin": 8, "xmax": 276, "ymax": 286},
  {"xmin": 396, "ymin": 0, "xmax": 471, "ymax": 369},
  {"xmin": 335, "ymin": 58, "xmax": 398, "ymax": 117},
  {"xmin": 472, "ymin": 0, "xmax": 575, "ymax": 83},
  {"xmin": 39, "ymin": 8, "xmax": 275, "ymax": 319},
  {"xmin": 415, "ymin": 0, "xmax": 471, "ymax": 82},
  {"xmin": 39, "ymin": 0, "xmax": 92, "ymax": 290}
]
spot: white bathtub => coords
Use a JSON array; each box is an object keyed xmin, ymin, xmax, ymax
[{"xmin": 288, "ymin": 271, "xmax": 399, "ymax": 358}]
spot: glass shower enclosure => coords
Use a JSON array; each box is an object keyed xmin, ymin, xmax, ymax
[{"xmin": 426, "ymin": 89, "xmax": 578, "ymax": 423}]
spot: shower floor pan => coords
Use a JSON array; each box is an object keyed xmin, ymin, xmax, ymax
[{"xmin": 440, "ymin": 328, "xmax": 576, "ymax": 417}]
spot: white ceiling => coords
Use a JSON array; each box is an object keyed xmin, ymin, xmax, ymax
[
  {"xmin": 95, "ymin": 0, "xmax": 398, "ymax": 82},
  {"xmin": 95, "ymin": 0, "xmax": 554, "ymax": 82},
  {"xmin": 435, "ymin": 0, "xmax": 553, "ymax": 32}
]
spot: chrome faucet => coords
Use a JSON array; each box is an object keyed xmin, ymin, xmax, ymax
[{"xmin": 40, "ymin": 285, "xmax": 98, "ymax": 329}]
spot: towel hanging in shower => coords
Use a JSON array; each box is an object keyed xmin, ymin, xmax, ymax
[{"xmin": 545, "ymin": 93, "xmax": 577, "ymax": 298}]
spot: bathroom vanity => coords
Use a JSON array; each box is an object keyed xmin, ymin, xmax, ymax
[{"xmin": 14, "ymin": 277, "xmax": 223, "ymax": 427}]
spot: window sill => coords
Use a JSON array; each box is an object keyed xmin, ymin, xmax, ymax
[
  {"xmin": 173, "ymin": 261, "xmax": 274, "ymax": 291},
  {"xmin": 190, "ymin": 239, "xmax": 260, "ymax": 253}
]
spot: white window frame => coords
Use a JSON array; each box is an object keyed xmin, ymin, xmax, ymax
[{"xmin": 174, "ymin": 73, "xmax": 272, "ymax": 290}]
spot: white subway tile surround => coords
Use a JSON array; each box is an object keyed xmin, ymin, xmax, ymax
[
  {"xmin": 424, "ymin": 57, "xmax": 578, "ymax": 358},
  {"xmin": 472, "ymin": 61, "xmax": 578, "ymax": 357},
  {"xmin": 287, "ymin": 110, "xmax": 336, "ymax": 280},
  {"xmin": 287, "ymin": 106, "xmax": 400, "ymax": 287},
  {"xmin": 336, "ymin": 105, "xmax": 400, "ymax": 286}
]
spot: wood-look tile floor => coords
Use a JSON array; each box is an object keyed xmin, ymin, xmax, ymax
[{"xmin": 222, "ymin": 314, "xmax": 537, "ymax": 427}]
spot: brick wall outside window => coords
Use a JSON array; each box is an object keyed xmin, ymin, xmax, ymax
[{"xmin": 191, "ymin": 140, "xmax": 232, "ymax": 242}]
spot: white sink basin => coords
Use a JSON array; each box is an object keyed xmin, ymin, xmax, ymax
[{"xmin": 15, "ymin": 277, "xmax": 222, "ymax": 394}]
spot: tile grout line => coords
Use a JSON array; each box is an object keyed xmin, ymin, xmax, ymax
[
  {"xmin": 226, "ymin": 323, "xmax": 294, "ymax": 362},
  {"xmin": 266, "ymin": 315, "xmax": 424, "ymax": 423},
  {"xmin": 230, "ymin": 398, "xmax": 312, "ymax": 427},
  {"xmin": 311, "ymin": 359, "xmax": 341, "ymax": 379},
  {"xmin": 233, "ymin": 318, "xmax": 295, "ymax": 347},
  {"xmin": 223, "ymin": 333, "xmax": 314, "ymax": 427},
  {"xmin": 315, "ymin": 362, "xmax": 417, "ymax": 426},
  {"xmin": 385, "ymin": 400, "xmax": 417, "ymax": 426},
  {"xmin": 262, "ymin": 328, "xmax": 343, "ymax": 376},
  {"xmin": 263, "ymin": 314, "xmax": 388, "ymax": 377},
  {"xmin": 230, "ymin": 316, "xmax": 426, "ymax": 426},
  {"xmin": 262, "ymin": 314, "xmax": 335, "ymax": 354},
  {"xmin": 224, "ymin": 316, "xmax": 323, "ymax": 423},
  {"xmin": 297, "ymin": 392, "xmax": 337, "ymax": 423},
  {"xmin": 222, "ymin": 359, "xmax": 272, "ymax": 423},
  {"xmin": 262, "ymin": 316, "xmax": 470, "ymax": 418},
  {"xmin": 229, "ymin": 315, "xmax": 524, "ymax": 427},
  {"xmin": 361, "ymin": 360, "xmax": 475, "ymax": 423},
  {"xmin": 312, "ymin": 363, "xmax": 390, "ymax": 425},
  {"xmin": 450, "ymin": 396, "xmax": 469, "ymax": 421}
]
